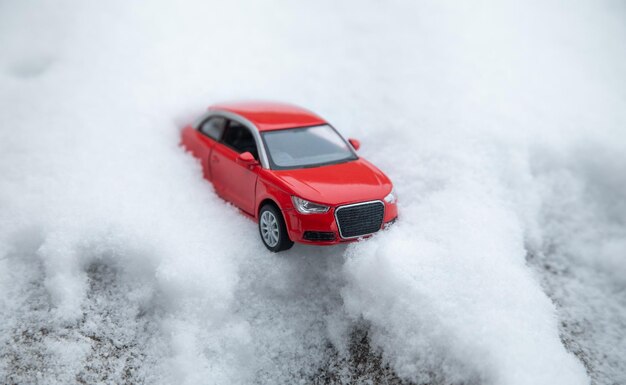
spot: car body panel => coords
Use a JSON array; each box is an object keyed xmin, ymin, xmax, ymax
[
  {"xmin": 181, "ymin": 126, "xmax": 217, "ymax": 179},
  {"xmin": 272, "ymin": 158, "xmax": 392, "ymax": 206},
  {"xmin": 210, "ymin": 141, "xmax": 258, "ymax": 215},
  {"xmin": 209, "ymin": 101, "xmax": 326, "ymax": 131}
]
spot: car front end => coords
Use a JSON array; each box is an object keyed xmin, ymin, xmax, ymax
[
  {"xmin": 282, "ymin": 191, "xmax": 398, "ymax": 245},
  {"xmin": 256, "ymin": 121, "xmax": 398, "ymax": 247}
]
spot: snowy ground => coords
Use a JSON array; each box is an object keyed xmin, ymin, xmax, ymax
[{"xmin": 1, "ymin": 0, "xmax": 625, "ymax": 384}]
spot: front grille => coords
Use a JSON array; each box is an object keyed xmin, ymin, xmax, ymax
[
  {"xmin": 303, "ymin": 231, "xmax": 336, "ymax": 241},
  {"xmin": 335, "ymin": 201, "xmax": 385, "ymax": 239}
]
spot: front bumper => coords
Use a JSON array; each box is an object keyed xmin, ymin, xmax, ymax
[{"xmin": 284, "ymin": 201, "xmax": 398, "ymax": 245}]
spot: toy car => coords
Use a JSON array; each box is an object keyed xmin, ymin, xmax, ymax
[{"xmin": 181, "ymin": 101, "xmax": 398, "ymax": 252}]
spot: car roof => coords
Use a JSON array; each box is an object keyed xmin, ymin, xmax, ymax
[{"xmin": 208, "ymin": 101, "xmax": 327, "ymax": 132}]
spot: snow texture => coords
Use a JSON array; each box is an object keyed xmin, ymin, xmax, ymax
[{"xmin": 1, "ymin": 0, "xmax": 625, "ymax": 384}]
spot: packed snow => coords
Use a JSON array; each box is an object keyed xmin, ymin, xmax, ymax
[{"xmin": 1, "ymin": 0, "xmax": 625, "ymax": 384}]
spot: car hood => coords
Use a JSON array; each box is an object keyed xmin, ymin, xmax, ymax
[{"xmin": 273, "ymin": 159, "xmax": 392, "ymax": 205}]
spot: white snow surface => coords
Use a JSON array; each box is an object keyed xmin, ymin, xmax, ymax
[{"xmin": 1, "ymin": 0, "xmax": 625, "ymax": 384}]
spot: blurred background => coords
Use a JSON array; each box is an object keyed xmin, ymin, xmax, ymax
[{"xmin": 1, "ymin": 0, "xmax": 625, "ymax": 384}]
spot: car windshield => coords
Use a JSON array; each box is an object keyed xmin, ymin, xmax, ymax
[{"xmin": 261, "ymin": 125, "xmax": 357, "ymax": 170}]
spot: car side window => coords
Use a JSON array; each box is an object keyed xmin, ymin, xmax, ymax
[
  {"xmin": 199, "ymin": 116, "xmax": 226, "ymax": 140},
  {"xmin": 221, "ymin": 120, "xmax": 259, "ymax": 160}
]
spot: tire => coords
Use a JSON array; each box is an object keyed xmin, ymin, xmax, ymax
[{"xmin": 259, "ymin": 204, "xmax": 294, "ymax": 252}]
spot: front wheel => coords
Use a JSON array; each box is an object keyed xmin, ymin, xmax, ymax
[{"xmin": 259, "ymin": 204, "xmax": 294, "ymax": 252}]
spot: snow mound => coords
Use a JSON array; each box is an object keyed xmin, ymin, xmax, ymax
[{"xmin": 341, "ymin": 132, "xmax": 587, "ymax": 384}]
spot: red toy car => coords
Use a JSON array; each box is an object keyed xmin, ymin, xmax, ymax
[{"xmin": 181, "ymin": 101, "xmax": 398, "ymax": 252}]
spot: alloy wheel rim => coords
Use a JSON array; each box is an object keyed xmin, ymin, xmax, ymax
[{"xmin": 260, "ymin": 211, "xmax": 280, "ymax": 247}]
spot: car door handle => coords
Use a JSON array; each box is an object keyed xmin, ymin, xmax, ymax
[{"xmin": 212, "ymin": 156, "xmax": 219, "ymax": 163}]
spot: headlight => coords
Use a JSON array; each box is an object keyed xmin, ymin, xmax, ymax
[
  {"xmin": 291, "ymin": 196, "xmax": 330, "ymax": 214},
  {"xmin": 384, "ymin": 188, "xmax": 397, "ymax": 204}
]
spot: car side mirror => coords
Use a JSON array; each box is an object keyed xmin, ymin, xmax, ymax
[
  {"xmin": 348, "ymin": 138, "xmax": 361, "ymax": 151},
  {"xmin": 237, "ymin": 151, "xmax": 259, "ymax": 167}
]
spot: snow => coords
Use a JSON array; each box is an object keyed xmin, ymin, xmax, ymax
[{"xmin": 1, "ymin": 0, "xmax": 625, "ymax": 384}]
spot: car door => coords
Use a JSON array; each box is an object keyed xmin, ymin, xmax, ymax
[
  {"xmin": 181, "ymin": 115, "xmax": 227, "ymax": 180},
  {"xmin": 210, "ymin": 119, "xmax": 260, "ymax": 214}
]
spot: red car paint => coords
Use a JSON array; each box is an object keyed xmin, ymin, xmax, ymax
[
  {"xmin": 210, "ymin": 101, "xmax": 327, "ymax": 131},
  {"xmin": 181, "ymin": 101, "xmax": 397, "ymax": 246}
]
